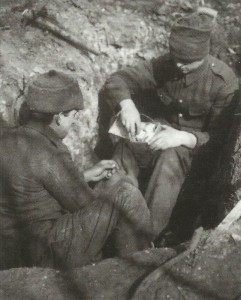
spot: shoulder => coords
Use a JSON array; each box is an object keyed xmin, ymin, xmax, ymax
[
  {"xmin": 208, "ymin": 55, "xmax": 237, "ymax": 83},
  {"xmin": 17, "ymin": 126, "xmax": 60, "ymax": 161},
  {"xmin": 151, "ymin": 53, "xmax": 173, "ymax": 69},
  {"xmin": 151, "ymin": 53, "xmax": 175, "ymax": 82}
]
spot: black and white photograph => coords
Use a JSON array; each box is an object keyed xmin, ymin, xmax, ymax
[{"xmin": 0, "ymin": 0, "xmax": 241, "ymax": 299}]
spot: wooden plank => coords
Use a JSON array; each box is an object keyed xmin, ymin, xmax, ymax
[{"xmin": 217, "ymin": 192, "xmax": 241, "ymax": 231}]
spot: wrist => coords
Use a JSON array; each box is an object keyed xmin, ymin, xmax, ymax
[
  {"xmin": 83, "ymin": 170, "xmax": 92, "ymax": 182},
  {"xmin": 120, "ymin": 99, "xmax": 135, "ymax": 110}
]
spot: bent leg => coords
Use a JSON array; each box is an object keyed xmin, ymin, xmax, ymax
[
  {"xmin": 48, "ymin": 175, "xmax": 153, "ymax": 269},
  {"xmin": 112, "ymin": 141, "xmax": 140, "ymax": 187},
  {"xmin": 145, "ymin": 146, "xmax": 193, "ymax": 236}
]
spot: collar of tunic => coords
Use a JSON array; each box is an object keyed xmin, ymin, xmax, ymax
[
  {"xmin": 24, "ymin": 120, "xmax": 63, "ymax": 149},
  {"xmin": 184, "ymin": 57, "xmax": 209, "ymax": 86}
]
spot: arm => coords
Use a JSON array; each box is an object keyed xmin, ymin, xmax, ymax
[
  {"xmin": 146, "ymin": 75, "xmax": 239, "ymax": 152},
  {"xmin": 146, "ymin": 126, "xmax": 197, "ymax": 151},
  {"xmin": 102, "ymin": 61, "xmax": 157, "ymax": 136},
  {"xmin": 190, "ymin": 79, "xmax": 239, "ymax": 154},
  {"xmin": 41, "ymin": 149, "xmax": 98, "ymax": 212},
  {"xmin": 41, "ymin": 147, "xmax": 118, "ymax": 212}
]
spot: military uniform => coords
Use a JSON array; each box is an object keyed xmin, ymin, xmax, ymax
[
  {"xmin": 96, "ymin": 53, "xmax": 239, "ymax": 236},
  {"xmin": 0, "ymin": 71, "xmax": 152, "ymax": 270}
]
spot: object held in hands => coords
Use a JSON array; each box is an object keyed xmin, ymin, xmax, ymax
[
  {"xmin": 108, "ymin": 114, "xmax": 163, "ymax": 144},
  {"xmin": 109, "ymin": 114, "xmax": 164, "ymax": 168}
]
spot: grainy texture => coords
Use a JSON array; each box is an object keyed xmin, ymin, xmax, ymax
[{"xmin": 0, "ymin": 1, "xmax": 241, "ymax": 299}]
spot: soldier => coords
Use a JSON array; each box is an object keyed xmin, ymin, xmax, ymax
[
  {"xmin": 95, "ymin": 10, "xmax": 239, "ymax": 239},
  {"xmin": 0, "ymin": 70, "xmax": 152, "ymax": 270}
]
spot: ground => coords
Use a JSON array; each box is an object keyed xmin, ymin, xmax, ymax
[{"xmin": 0, "ymin": 0, "xmax": 241, "ymax": 299}]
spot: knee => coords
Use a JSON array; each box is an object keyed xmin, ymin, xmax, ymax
[
  {"xmin": 156, "ymin": 147, "xmax": 191, "ymax": 171},
  {"xmin": 161, "ymin": 146, "xmax": 189, "ymax": 159},
  {"xmin": 151, "ymin": 147, "xmax": 191, "ymax": 183}
]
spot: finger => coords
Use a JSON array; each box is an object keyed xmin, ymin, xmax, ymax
[
  {"xmin": 121, "ymin": 117, "xmax": 128, "ymax": 131},
  {"xmin": 130, "ymin": 121, "xmax": 136, "ymax": 137},
  {"xmin": 149, "ymin": 140, "xmax": 164, "ymax": 151},
  {"xmin": 146, "ymin": 131, "xmax": 162, "ymax": 144},
  {"xmin": 124, "ymin": 120, "xmax": 131, "ymax": 135},
  {"xmin": 106, "ymin": 170, "xmax": 115, "ymax": 178},
  {"xmin": 100, "ymin": 160, "xmax": 117, "ymax": 168},
  {"xmin": 110, "ymin": 167, "xmax": 117, "ymax": 175},
  {"xmin": 92, "ymin": 171, "xmax": 107, "ymax": 182},
  {"xmin": 135, "ymin": 118, "xmax": 141, "ymax": 135}
]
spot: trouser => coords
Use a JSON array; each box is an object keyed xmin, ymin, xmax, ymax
[
  {"xmin": 46, "ymin": 176, "xmax": 153, "ymax": 269},
  {"xmin": 113, "ymin": 141, "xmax": 193, "ymax": 237}
]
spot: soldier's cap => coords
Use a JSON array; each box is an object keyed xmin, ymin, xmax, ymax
[
  {"xmin": 169, "ymin": 8, "xmax": 217, "ymax": 63},
  {"xmin": 26, "ymin": 70, "xmax": 84, "ymax": 114}
]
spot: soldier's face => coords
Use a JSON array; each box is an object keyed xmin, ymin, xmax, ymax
[
  {"xmin": 57, "ymin": 109, "xmax": 79, "ymax": 138},
  {"xmin": 174, "ymin": 59, "xmax": 204, "ymax": 74}
]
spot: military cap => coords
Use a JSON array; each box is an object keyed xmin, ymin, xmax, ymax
[
  {"xmin": 169, "ymin": 8, "xmax": 217, "ymax": 62},
  {"xmin": 26, "ymin": 70, "xmax": 84, "ymax": 114}
]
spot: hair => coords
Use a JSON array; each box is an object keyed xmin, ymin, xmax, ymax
[{"xmin": 19, "ymin": 102, "xmax": 54, "ymax": 126}]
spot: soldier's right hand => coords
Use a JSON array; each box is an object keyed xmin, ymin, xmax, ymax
[{"xmin": 119, "ymin": 99, "xmax": 141, "ymax": 137}]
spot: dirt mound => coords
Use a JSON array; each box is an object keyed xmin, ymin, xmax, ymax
[
  {"xmin": 0, "ymin": 0, "xmax": 168, "ymax": 169},
  {"xmin": 0, "ymin": 248, "xmax": 176, "ymax": 300}
]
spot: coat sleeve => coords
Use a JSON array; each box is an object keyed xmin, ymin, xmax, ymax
[
  {"xmin": 101, "ymin": 60, "xmax": 156, "ymax": 110},
  {"xmin": 190, "ymin": 76, "xmax": 240, "ymax": 154},
  {"xmin": 40, "ymin": 148, "xmax": 97, "ymax": 212}
]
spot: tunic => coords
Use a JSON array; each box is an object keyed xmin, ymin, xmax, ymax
[
  {"xmin": 0, "ymin": 121, "xmax": 151, "ymax": 269},
  {"xmin": 96, "ymin": 53, "xmax": 239, "ymax": 236}
]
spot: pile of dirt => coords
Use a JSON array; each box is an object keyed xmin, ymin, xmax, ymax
[{"xmin": 0, "ymin": 248, "xmax": 176, "ymax": 300}]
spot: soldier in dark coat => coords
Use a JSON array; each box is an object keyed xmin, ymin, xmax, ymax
[
  {"xmin": 0, "ymin": 70, "xmax": 152, "ymax": 270},
  {"xmin": 95, "ymin": 10, "xmax": 239, "ymax": 238}
]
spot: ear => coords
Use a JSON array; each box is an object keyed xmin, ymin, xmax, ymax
[{"xmin": 53, "ymin": 113, "xmax": 61, "ymax": 126}]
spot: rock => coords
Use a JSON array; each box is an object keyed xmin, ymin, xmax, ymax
[
  {"xmin": 0, "ymin": 268, "xmax": 79, "ymax": 300},
  {"xmin": 180, "ymin": 0, "xmax": 194, "ymax": 12},
  {"xmin": 66, "ymin": 61, "xmax": 76, "ymax": 71},
  {"xmin": 133, "ymin": 220, "xmax": 241, "ymax": 299},
  {"xmin": 69, "ymin": 248, "xmax": 176, "ymax": 300},
  {"xmin": 0, "ymin": 248, "xmax": 176, "ymax": 300}
]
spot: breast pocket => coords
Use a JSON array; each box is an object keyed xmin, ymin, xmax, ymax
[
  {"xmin": 188, "ymin": 104, "xmax": 209, "ymax": 118},
  {"xmin": 184, "ymin": 103, "xmax": 212, "ymax": 130}
]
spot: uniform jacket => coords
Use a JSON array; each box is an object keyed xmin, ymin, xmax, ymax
[
  {"xmin": 0, "ymin": 121, "xmax": 97, "ymax": 235},
  {"xmin": 96, "ymin": 54, "xmax": 239, "ymax": 157}
]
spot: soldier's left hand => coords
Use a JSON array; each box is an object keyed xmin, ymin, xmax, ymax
[
  {"xmin": 84, "ymin": 160, "xmax": 118, "ymax": 182},
  {"xmin": 146, "ymin": 125, "xmax": 196, "ymax": 151}
]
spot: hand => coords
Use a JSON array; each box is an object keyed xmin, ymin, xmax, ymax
[
  {"xmin": 146, "ymin": 125, "xmax": 197, "ymax": 151},
  {"xmin": 84, "ymin": 160, "xmax": 118, "ymax": 182},
  {"xmin": 120, "ymin": 99, "xmax": 141, "ymax": 137}
]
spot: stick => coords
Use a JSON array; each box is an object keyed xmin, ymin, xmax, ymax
[
  {"xmin": 132, "ymin": 227, "xmax": 204, "ymax": 300},
  {"xmin": 217, "ymin": 194, "xmax": 241, "ymax": 231},
  {"xmin": 22, "ymin": 10, "xmax": 100, "ymax": 56}
]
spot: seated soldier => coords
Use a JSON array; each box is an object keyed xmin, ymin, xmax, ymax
[
  {"xmin": 0, "ymin": 70, "xmax": 153, "ymax": 270},
  {"xmin": 95, "ymin": 9, "xmax": 239, "ymax": 239}
]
